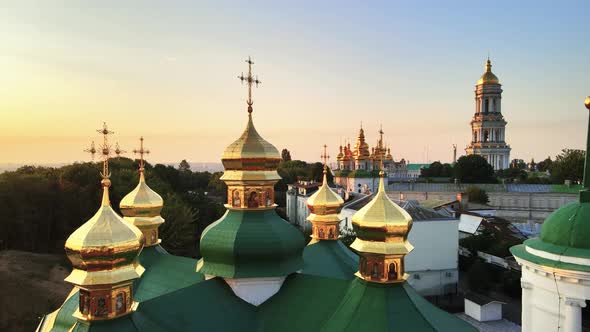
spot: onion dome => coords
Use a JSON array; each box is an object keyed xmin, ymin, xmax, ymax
[
  {"xmin": 198, "ymin": 59, "xmax": 304, "ymax": 279},
  {"xmin": 221, "ymin": 113, "xmax": 281, "ymax": 182},
  {"xmin": 336, "ymin": 145, "xmax": 344, "ymax": 160},
  {"xmin": 511, "ymin": 97, "xmax": 590, "ymax": 272},
  {"xmin": 306, "ymin": 166, "xmax": 344, "ymax": 242},
  {"xmin": 65, "ymin": 178, "xmax": 145, "ymax": 287},
  {"xmin": 477, "ymin": 58, "xmax": 500, "ymax": 85},
  {"xmin": 354, "ymin": 127, "xmax": 371, "ymax": 160},
  {"xmin": 386, "ymin": 147, "xmax": 393, "ymax": 161},
  {"xmin": 350, "ymin": 169, "xmax": 413, "ymax": 283},
  {"xmin": 120, "ymin": 169, "xmax": 164, "ymax": 247}
]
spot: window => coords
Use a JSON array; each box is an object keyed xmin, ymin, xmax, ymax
[{"xmin": 484, "ymin": 99, "xmax": 489, "ymax": 113}]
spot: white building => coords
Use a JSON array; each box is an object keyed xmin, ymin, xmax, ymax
[
  {"xmin": 465, "ymin": 58, "xmax": 511, "ymax": 170},
  {"xmin": 464, "ymin": 293, "xmax": 505, "ymax": 322}
]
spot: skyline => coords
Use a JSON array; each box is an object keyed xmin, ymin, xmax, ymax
[{"xmin": 1, "ymin": 1, "xmax": 589, "ymax": 165}]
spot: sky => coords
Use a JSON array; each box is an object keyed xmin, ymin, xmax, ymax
[{"xmin": 1, "ymin": 0, "xmax": 589, "ymax": 166}]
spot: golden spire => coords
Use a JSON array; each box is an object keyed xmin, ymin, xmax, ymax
[
  {"xmin": 238, "ymin": 56, "xmax": 261, "ymax": 113},
  {"xmin": 350, "ymin": 156, "xmax": 413, "ymax": 283},
  {"xmin": 65, "ymin": 123, "xmax": 144, "ymax": 321},
  {"xmin": 307, "ymin": 144, "xmax": 344, "ymax": 242},
  {"xmin": 121, "ymin": 137, "xmax": 164, "ymax": 247}
]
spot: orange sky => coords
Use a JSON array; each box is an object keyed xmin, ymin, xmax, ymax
[{"xmin": 1, "ymin": 2, "xmax": 589, "ymax": 166}]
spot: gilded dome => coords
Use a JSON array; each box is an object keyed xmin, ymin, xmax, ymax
[
  {"xmin": 307, "ymin": 168, "xmax": 344, "ymax": 223},
  {"xmin": 65, "ymin": 179, "xmax": 145, "ymax": 286},
  {"xmin": 120, "ymin": 171, "xmax": 164, "ymax": 224},
  {"xmin": 120, "ymin": 170, "xmax": 165, "ymax": 247},
  {"xmin": 350, "ymin": 172, "xmax": 413, "ymax": 255},
  {"xmin": 477, "ymin": 59, "xmax": 500, "ymax": 85},
  {"xmin": 221, "ymin": 113, "xmax": 281, "ymax": 182}
]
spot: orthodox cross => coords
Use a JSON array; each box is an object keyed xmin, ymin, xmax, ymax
[
  {"xmin": 114, "ymin": 142, "xmax": 126, "ymax": 158},
  {"xmin": 84, "ymin": 141, "xmax": 97, "ymax": 160},
  {"xmin": 96, "ymin": 122, "xmax": 114, "ymax": 179},
  {"xmin": 133, "ymin": 136, "xmax": 150, "ymax": 170},
  {"xmin": 238, "ymin": 56, "xmax": 261, "ymax": 113},
  {"xmin": 321, "ymin": 144, "xmax": 330, "ymax": 170}
]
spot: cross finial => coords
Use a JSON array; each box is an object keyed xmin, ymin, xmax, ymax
[
  {"xmin": 114, "ymin": 142, "xmax": 126, "ymax": 158},
  {"xmin": 238, "ymin": 56, "xmax": 262, "ymax": 113},
  {"xmin": 321, "ymin": 144, "xmax": 330, "ymax": 171},
  {"xmin": 84, "ymin": 141, "xmax": 97, "ymax": 160},
  {"xmin": 94, "ymin": 122, "xmax": 115, "ymax": 181},
  {"xmin": 133, "ymin": 136, "xmax": 150, "ymax": 171}
]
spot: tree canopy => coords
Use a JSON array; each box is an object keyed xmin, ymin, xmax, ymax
[
  {"xmin": 0, "ymin": 158, "xmax": 225, "ymax": 257},
  {"xmin": 454, "ymin": 155, "xmax": 496, "ymax": 183},
  {"xmin": 550, "ymin": 149, "xmax": 585, "ymax": 184}
]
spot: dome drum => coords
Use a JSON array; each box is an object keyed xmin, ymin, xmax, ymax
[
  {"xmin": 357, "ymin": 254, "xmax": 407, "ymax": 283},
  {"xmin": 227, "ymin": 185, "xmax": 275, "ymax": 209}
]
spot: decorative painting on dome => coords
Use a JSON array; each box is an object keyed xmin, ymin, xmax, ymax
[
  {"xmin": 79, "ymin": 289, "xmax": 90, "ymax": 315},
  {"xmin": 232, "ymin": 189, "xmax": 241, "ymax": 207},
  {"xmin": 247, "ymin": 191, "xmax": 259, "ymax": 208},
  {"xmin": 94, "ymin": 296, "xmax": 109, "ymax": 317},
  {"xmin": 115, "ymin": 292, "xmax": 126, "ymax": 315}
]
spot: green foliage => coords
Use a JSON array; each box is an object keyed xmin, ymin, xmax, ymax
[
  {"xmin": 420, "ymin": 161, "xmax": 453, "ymax": 178},
  {"xmin": 537, "ymin": 157, "xmax": 552, "ymax": 172},
  {"xmin": 496, "ymin": 167, "xmax": 527, "ymax": 182},
  {"xmin": 510, "ymin": 159, "xmax": 526, "ymax": 170},
  {"xmin": 0, "ymin": 158, "xmax": 224, "ymax": 257},
  {"xmin": 348, "ymin": 169, "xmax": 372, "ymax": 178},
  {"xmin": 454, "ymin": 155, "xmax": 496, "ymax": 183},
  {"xmin": 276, "ymin": 160, "xmax": 333, "ymax": 192},
  {"xmin": 281, "ymin": 148, "xmax": 292, "ymax": 162},
  {"xmin": 466, "ymin": 186, "xmax": 489, "ymax": 204},
  {"xmin": 178, "ymin": 159, "xmax": 191, "ymax": 172},
  {"xmin": 550, "ymin": 149, "xmax": 585, "ymax": 184}
]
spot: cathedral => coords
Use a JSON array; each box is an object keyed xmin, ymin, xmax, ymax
[
  {"xmin": 336, "ymin": 125, "xmax": 406, "ymax": 173},
  {"xmin": 36, "ymin": 59, "xmax": 476, "ymax": 332},
  {"xmin": 465, "ymin": 58, "xmax": 511, "ymax": 170}
]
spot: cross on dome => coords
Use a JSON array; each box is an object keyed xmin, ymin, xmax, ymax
[
  {"xmin": 133, "ymin": 136, "xmax": 150, "ymax": 171},
  {"xmin": 237, "ymin": 56, "xmax": 262, "ymax": 113}
]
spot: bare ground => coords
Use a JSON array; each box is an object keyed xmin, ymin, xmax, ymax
[{"xmin": 0, "ymin": 250, "xmax": 71, "ymax": 332}]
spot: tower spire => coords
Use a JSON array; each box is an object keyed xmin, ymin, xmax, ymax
[{"xmin": 238, "ymin": 56, "xmax": 261, "ymax": 113}]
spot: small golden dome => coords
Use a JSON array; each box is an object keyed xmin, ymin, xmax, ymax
[
  {"xmin": 120, "ymin": 170, "xmax": 165, "ymax": 246},
  {"xmin": 477, "ymin": 58, "xmax": 500, "ymax": 85},
  {"xmin": 221, "ymin": 113, "xmax": 281, "ymax": 182},
  {"xmin": 65, "ymin": 180, "xmax": 144, "ymax": 286},
  {"xmin": 120, "ymin": 171, "xmax": 164, "ymax": 223},
  {"xmin": 585, "ymin": 96, "xmax": 590, "ymax": 110},
  {"xmin": 350, "ymin": 171, "xmax": 413, "ymax": 255},
  {"xmin": 307, "ymin": 169, "xmax": 344, "ymax": 223}
]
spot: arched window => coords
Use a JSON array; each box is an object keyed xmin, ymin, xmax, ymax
[
  {"xmin": 484, "ymin": 130, "xmax": 489, "ymax": 142},
  {"xmin": 484, "ymin": 99, "xmax": 489, "ymax": 113},
  {"xmin": 492, "ymin": 98, "xmax": 496, "ymax": 112},
  {"xmin": 473, "ymin": 131, "xmax": 477, "ymax": 143}
]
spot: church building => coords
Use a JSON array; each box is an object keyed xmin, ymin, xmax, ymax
[
  {"xmin": 37, "ymin": 58, "xmax": 476, "ymax": 332},
  {"xmin": 465, "ymin": 58, "xmax": 511, "ymax": 170}
]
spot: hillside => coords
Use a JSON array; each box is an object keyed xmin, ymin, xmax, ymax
[{"xmin": 0, "ymin": 250, "xmax": 71, "ymax": 332}]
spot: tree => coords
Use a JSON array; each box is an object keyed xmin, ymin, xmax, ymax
[
  {"xmin": 421, "ymin": 161, "xmax": 453, "ymax": 178},
  {"xmin": 178, "ymin": 159, "xmax": 191, "ymax": 172},
  {"xmin": 550, "ymin": 149, "xmax": 585, "ymax": 184},
  {"xmin": 537, "ymin": 157, "xmax": 552, "ymax": 172},
  {"xmin": 466, "ymin": 186, "xmax": 489, "ymax": 204},
  {"xmin": 510, "ymin": 159, "xmax": 526, "ymax": 170},
  {"xmin": 454, "ymin": 155, "xmax": 496, "ymax": 183},
  {"xmin": 528, "ymin": 158, "xmax": 536, "ymax": 171},
  {"xmin": 281, "ymin": 149, "xmax": 292, "ymax": 162}
]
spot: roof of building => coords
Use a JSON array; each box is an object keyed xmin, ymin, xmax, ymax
[
  {"xmin": 407, "ymin": 163, "xmax": 430, "ymax": 171},
  {"xmin": 302, "ymin": 240, "xmax": 358, "ymax": 280},
  {"xmin": 465, "ymin": 292, "xmax": 505, "ymax": 306}
]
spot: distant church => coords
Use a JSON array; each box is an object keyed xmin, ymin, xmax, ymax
[{"xmin": 465, "ymin": 58, "xmax": 511, "ymax": 170}]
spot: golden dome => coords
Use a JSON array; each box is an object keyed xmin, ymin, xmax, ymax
[
  {"xmin": 65, "ymin": 179, "xmax": 145, "ymax": 286},
  {"xmin": 120, "ymin": 170, "xmax": 165, "ymax": 246},
  {"xmin": 350, "ymin": 171, "xmax": 413, "ymax": 255},
  {"xmin": 306, "ymin": 168, "xmax": 344, "ymax": 223},
  {"xmin": 477, "ymin": 58, "xmax": 500, "ymax": 85},
  {"xmin": 221, "ymin": 113, "xmax": 281, "ymax": 182},
  {"xmin": 584, "ymin": 96, "xmax": 590, "ymax": 110}
]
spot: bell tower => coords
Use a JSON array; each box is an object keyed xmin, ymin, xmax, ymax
[{"xmin": 465, "ymin": 58, "xmax": 511, "ymax": 170}]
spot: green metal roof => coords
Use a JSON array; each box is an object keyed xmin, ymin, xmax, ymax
[
  {"xmin": 52, "ymin": 273, "xmax": 474, "ymax": 332},
  {"xmin": 511, "ymin": 244, "xmax": 590, "ymax": 273},
  {"xmin": 538, "ymin": 201, "xmax": 590, "ymax": 253},
  {"xmin": 302, "ymin": 240, "xmax": 359, "ymax": 280},
  {"xmin": 199, "ymin": 209, "xmax": 305, "ymax": 278},
  {"xmin": 407, "ymin": 164, "xmax": 430, "ymax": 171}
]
